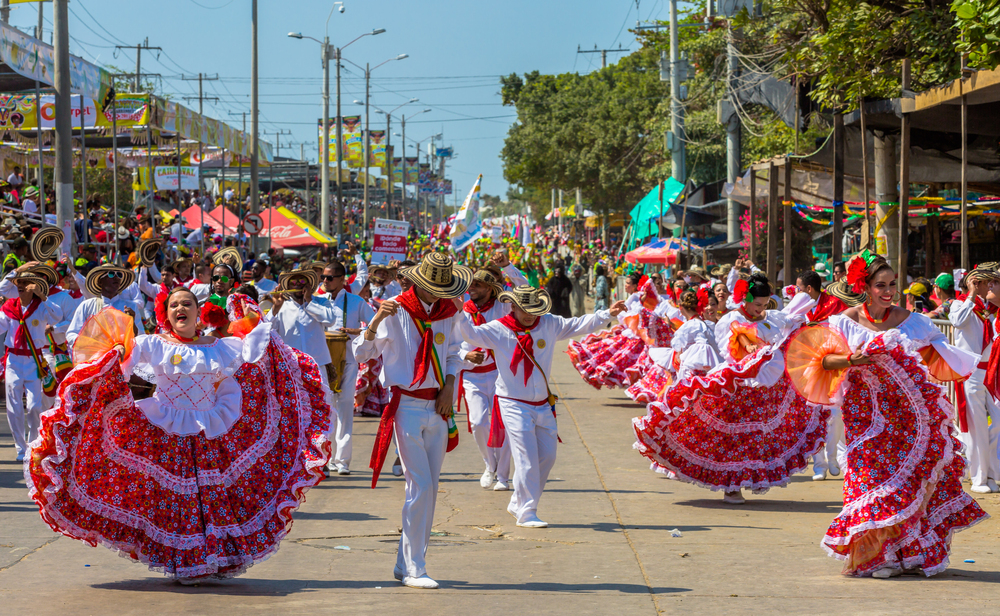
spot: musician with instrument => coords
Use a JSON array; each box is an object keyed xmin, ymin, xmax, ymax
[{"xmin": 314, "ymin": 259, "xmax": 375, "ymax": 476}]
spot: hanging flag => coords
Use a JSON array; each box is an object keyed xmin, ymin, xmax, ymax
[{"xmin": 449, "ymin": 174, "xmax": 483, "ymax": 251}]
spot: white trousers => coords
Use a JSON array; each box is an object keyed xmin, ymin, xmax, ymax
[
  {"xmin": 326, "ymin": 362, "xmax": 360, "ymax": 469},
  {"xmin": 812, "ymin": 408, "xmax": 845, "ymax": 475},
  {"xmin": 959, "ymin": 368, "xmax": 1000, "ymax": 486},
  {"xmin": 462, "ymin": 369, "xmax": 511, "ymax": 483},
  {"xmin": 394, "ymin": 397, "xmax": 447, "ymax": 579},
  {"xmin": 499, "ymin": 397, "xmax": 558, "ymax": 523},
  {"xmin": 6, "ymin": 355, "xmax": 43, "ymax": 455}
]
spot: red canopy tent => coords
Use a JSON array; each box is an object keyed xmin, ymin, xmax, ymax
[
  {"xmin": 179, "ymin": 205, "xmax": 241, "ymax": 235},
  {"xmin": 257, "ymin": 207, "xmax": 324, "ymax": 247}
]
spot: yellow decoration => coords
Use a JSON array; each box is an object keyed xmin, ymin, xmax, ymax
[
  {"xmin": 537, "ymin": 339, "xmax": 546, "ymax": 349},
  {"xmin": 171, "ymin": 354, "xmax": 183, "ymax": 365},
  {"xmin": 434, "ymin": 332, "xmax": 445, "ymax": 345}
]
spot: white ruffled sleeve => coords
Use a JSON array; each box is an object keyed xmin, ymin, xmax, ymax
[
  {"xmin": 827, "ymin": 314, "xmax": 874, "ymax": 352},
  {"xmin": 122, "ymin": 335, "xmax": 157, "ymax": 383},
  {"xmin": 900, "ymin": 313, "xmax": 979, "ymax": 377}
]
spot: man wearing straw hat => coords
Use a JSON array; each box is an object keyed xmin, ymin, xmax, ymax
[
  {"xmin": 458, "ymin": 251, "xmax": 528, "ymax": 492},
  {"xmin": 314, "ymin": 259, "xmax": 376, "ymax": 476},
  {"xmin": 456, "ymin": 285, "xmax": 625, "ymax": 528},
  {"xmin": 0, "ymin": 270, "xmax": 56, "ymax": 461},
  {"xmin": 66, "ymin": 262, "xmax": 143, "ymax": 349},
  {"xmin": 949, "ymin": 264, "xmax": 1000, "ymax": 494},
  {"xmin": 268, "ymin": 266, "xmax": 339, "ymax": 399},
  {"xmin": 353, "ymin": 252, "xmax": 471, "ymax": 590}
]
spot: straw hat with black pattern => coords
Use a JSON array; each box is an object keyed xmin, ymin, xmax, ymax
[
  {"xmin": 826, "ymin": 279, "xmax": 865, "ymax": 307},
  {"xmin": 213, "ymin": 246, "xmax": 244, "ymax": 273},
  {"xmin": 472, "ymin": 267, "xmax": 505, "ymax": 298},
  {"xmin": 400, "ymin": 252, "xmax": 472, "ymax": 299},
  {"xmin": 968, "ymin": 263, "xmax": 1000, "ymax": 282},
  {"xmin": 85, "ymin": 262, "xmax": 136, "ymax": 298},
  {"xmin": 498, "ymin": 285, "xmax": 552, "ymax": 317},
  {"xmin": 12, "ymin": 270, "xmax": 49, "ymax": 301},
  {"xmin": 137, "ymin": 238, "xmax": 161, "ymax": 267},
  {"xmin": 277, "ymin": 267, "xmax": 319, "ymax": 294},
  {"xmin": 30, "ymin": 227, "xmax": 63, "ymax": 262},
  {"xmin": 306, "ymin": 260, "xmax": 328, "ymax": 274},
  {"xmin": 30, "ymin": 263, "xmax": 59, "ymax": 288}
]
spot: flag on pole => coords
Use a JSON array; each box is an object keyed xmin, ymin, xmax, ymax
[{"xmin": 450, "ymin": 174, "xmax": 483, "ymax": 251}]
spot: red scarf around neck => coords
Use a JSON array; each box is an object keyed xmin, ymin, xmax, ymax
[
  {"xmin": 2, "ymin": 296, "xmax": 40, "ymax": 349},
  {"xmin": 396, "ymin": 286, "xmax": 458, "ymax": 388},
  {"xmin": 973, "ymin": 295, "xmax": 995, "ymax": 351},
  {"xmin": 498, "ymin": 313, "xmax": 540, "ymax": 386},
  {"xmin": 464, "ymin": 296, "xmax": 496, "ymax": 325}
]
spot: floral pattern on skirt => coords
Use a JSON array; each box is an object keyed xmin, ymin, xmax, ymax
[
  {"xmin": 25, "ymin": 335, "xmax": 332, "ymax": 580},
  {"xmin": 355, "ymin": 356, "xmax": 390, "ymax": 417},
  {"xmin": 632, "ymin": 345, "xmax": 829, "ymax": 493},
  {"xmin": 569, "ymin": 311, "xmax": 674, "ymax": 390},
  {"xmin": 821, "ymin": 330, "xmax": 988, "ymax": 577}
]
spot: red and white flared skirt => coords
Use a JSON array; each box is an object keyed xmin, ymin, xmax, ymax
[
  {"xmin": 25, "ymin": 338, "xmax": 332, "ymax": 579},
  {"xmin": 821, "ymin": 331, "xmax": 988, "ymax": 576}
]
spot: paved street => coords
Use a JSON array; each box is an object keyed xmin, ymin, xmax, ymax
[{"xmin": 1, "ymin": 349, "xmax": 998, "ymax": 615}]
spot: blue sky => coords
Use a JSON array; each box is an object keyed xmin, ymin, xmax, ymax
[{"xmin": 7, "ymin": 0, "xmax": 670, "ymax": 200}]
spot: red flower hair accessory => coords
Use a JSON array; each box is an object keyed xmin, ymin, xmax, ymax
[
  {"xmin": 732, "ymin": 279, "xmax": 753, "ymax": 305},
  {"xmin": 200, "ymin": 302, "xmax": 229, "ymax": 330},
  {"xmin": 154, "ymin": 291, "xmax": 170, "ymax": 331},
  {"xmin": 696, "ymin": 286, "xmax": 710, "ymax": 313},
  {"xmin": 846, "ymin": 249, "xmax": 877, "ymax": 294},
  {"xmin": 783, "ymin": 285, "xmax": 798, "ymax": 299}
]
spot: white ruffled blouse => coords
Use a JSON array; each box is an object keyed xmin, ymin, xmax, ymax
[
  {"xmin": 122, "ymin": 323, "xmax": 271, "ymax": 439},
  {"xmin": 828, "ymin": 312, "xmax": 979, "ymax": 377}
]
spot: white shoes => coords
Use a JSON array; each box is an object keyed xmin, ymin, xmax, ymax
[
  {"xmin": 480, "ymin": 468, "xmax": 494, "ymax": 489},
  {"xmin": 336, "ymin": 464, "xmax": 351, "ymax": 476},
  {"xmin": 988, "ymin": 478, "xmax": 999, "ymax": 493},
  {"xmin": 812, "ymin": 471, "xmax": 826, "ymax": 481},
  {"xmin": 872, "ymin": 567, "xmax": 902, "ymax": 579},
  {"xmin": 516, "ymin": 516, "xmax": 549, "ymax": 528},
  {"xmin": 506, "ymin": 504, "xmax": 518, "ymax": 520},
  {"xmin": 971, "ymin": 484, "xmax": 992, "ymax": 494},
  {"xmin": 392, "ymin": 463, "xmax": 403, "ymax": 477},
  {"xmin": 723, "ymin": 491, "xmax": 746, "ymax": 505},
  {"xmin": 829, "ymin": 465, "xmax": 841, "ymax": 477},
  {"xmin": 402, "ymin": 574, "xmax": 439, "ymax": 589},
  {"xmin": 493, "ymin": 481, "xmax": 509, "ymax": 491}
]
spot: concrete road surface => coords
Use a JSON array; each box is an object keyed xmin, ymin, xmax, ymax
[{"xmin": 1, "ymin": 349, "xmax": 997, "ymax": 615}]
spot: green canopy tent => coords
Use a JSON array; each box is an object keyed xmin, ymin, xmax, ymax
[{"xmin": 627, "ymin": 177, "xmax": 685, "ymax": 246}]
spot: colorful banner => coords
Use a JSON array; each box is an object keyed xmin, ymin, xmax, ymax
[
  {"xmin": 368, "ymin": 129, "xmax": 387, "ymax": 168},
  {"xmin": 372, "ymin": 218, "xmax": 409, "ymax": 265},
  {"xmin": 0, "ymin": 21, "xmax": 112, "ymax": 103},
  {"xmin": 151, "ymin": 166, "xmax": 200, "ymax": 191},
  {"xmin": 449, "ymin": 174, "xmax": 482, "ymax": 251},
  {"xmin": 392, "ymin": 157, "xmax": 404, "ymax": 183},
  {"xmin": 406, "ymin": 157, "xmax": 419, "ymax": 183},
  {"xmin": 342, "ymin": 116, "xmax": 363, "ymax": 168},
  {"xmin": 418, "ymin": 163, "xmax": 433, "ymax": 195}
]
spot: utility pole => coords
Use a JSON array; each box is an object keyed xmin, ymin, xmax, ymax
[
  {"xmin": 116, "ymin": 39, "xmax": 162, "ymax": 92},
  {"xmin": 228, "ymin": 110, "xmax": 248, "ymax": 215},
  {"xmin": 668, "ymin": 0, "xmax": 687, "ymax": 183},
  {"xmin": 363, "ymin": 62, "xmax": 371, "ymax": 240},
  {"xmin": 250, "ymin": 0, "xmax": 260, "ymax": 254},
  {"xmin": 53, "ymin": 0, "xmax": 73, "ymax": 242},
  {"xmin": 725, "ymin": 26, "xmax": 741, "ymax": 243},
  {"xmin": 1, "ymin": 1, "xmax": 9, "ymax": 24},
  {"xmin": 576, "ymin": 43, "xmax": 628, "ymax": 69},
  {"xmin": 182, "ymin": 73, "xmax": 220, "ymax": 258},
  {"xmin": 335, "ymin": 45, "xmax": 344, "ymax": 246},
  {"xmin": 320, "ymin": 36, "xmax": 333, "ymax": 237}
]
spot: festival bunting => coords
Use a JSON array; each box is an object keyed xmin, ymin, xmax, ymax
[{"xmin": 368, "ymin": 130, "xmax": 387, "ymax": 168}]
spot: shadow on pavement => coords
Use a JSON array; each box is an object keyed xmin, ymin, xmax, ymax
[
  {"xmin": 291, "ymin": 511, "xmax": 384, "ymax": 522},
  {"xmin": 556, "ymin": 521, "xmax": 777, "ymax": 533},
  {"xmin": 672, "ymin": 498, "xmax": 843, "ymax": 514},
  {"xmin": 92, "ymin": 578, "xmax": 692, "ymax": 596}
]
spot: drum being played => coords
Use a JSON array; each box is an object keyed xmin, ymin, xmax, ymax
[{"xmin": 325, "ymin": 330, "xmax": 349, "ymax": 392}]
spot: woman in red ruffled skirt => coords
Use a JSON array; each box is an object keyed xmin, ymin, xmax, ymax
[{"xmin": 25, "ymin": 289, "xmax": 332, "ymax": 582}]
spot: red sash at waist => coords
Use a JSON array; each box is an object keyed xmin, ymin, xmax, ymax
[
  {"xmin": 369, "ymin": 387, "xmax": 438, "ymax": 488},
  {"xmin": 487, "ymin": 395, "xmax": 559, "ymax": 448}
]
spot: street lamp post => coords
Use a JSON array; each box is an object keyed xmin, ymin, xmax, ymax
[
  {"xmin": 289, "ymin": 19, "xmax": 384, "ymax": 245},
  {"xmin": 399, "ymin": 108, "xmax": 430, "ymax": 220}
]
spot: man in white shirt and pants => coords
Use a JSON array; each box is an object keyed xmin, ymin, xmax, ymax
[
  {"xmin": 457, "ymin": 253, "xmax": 528, "ymax": 491},
  {"xmin": 67, "ymin": 264, "xmax": 144, "ymax": 349},
  {"xmin": 457, "ymin": 285, "xmax": 624, "ymax": 528},
  {"xmin": 268, "ymin": 269, "xmax": 338, "ymax": 396},
  {"xmin": 314, "ymin": 259, "xmax": 375, "ymax": 475},
  {"xmin": 354, "ymin": 253, "xmax": 470, "ymax": 590},
  {"xmin": 949, "ymin": 265, "xmax": 1000, "ymax": 493}
]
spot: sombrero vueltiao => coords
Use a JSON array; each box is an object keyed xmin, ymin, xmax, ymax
[
  {"xmin": 212, "ymin": 246, "xmax": 244, "ymax": 273},
  {"xmin": 498, "ymin": 285, "xmax": 552, "ymax": 317},
  {"xmin": 400, "ymin": 252, "xmax": 472, "ymax": 299},
  {"xmin": 968, "ymin": 264, "xmax": 1000, "ymax": 282},
  {"xmin": 30, "ymin": 263, "xmax": 59, "ymax": 288},
  {"xmin": 85, "ymin": 263, "xmax": 137, "ymax": 298},
  {"xmin": 306, "ymin": 260, "xmax": 328, "ymax": 274},
  {"xmin": 826, "ymin": 279, "xmax": 865, "ymax": 307},
  {"xmin": 277, "ymin": 267, "xmax": 319, "ymax": 294},
  {"xmin": 12, "ymin": 270, "xmax": 49, "ymax": 301},
  {"xmin": 137, "ymin": 238, "xmax": 161, "ymax": 267},
  {"xmin": 30, "ymin": 227, "xmax": 63, "ymax": 262},
  {"xmin": 472, "ymin": 267, "xmax": 504, "ymax": 297}
]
